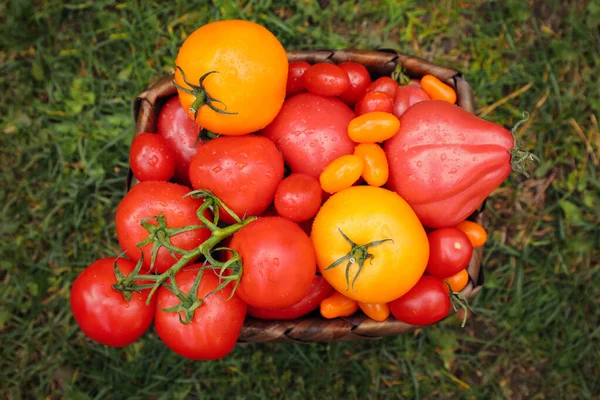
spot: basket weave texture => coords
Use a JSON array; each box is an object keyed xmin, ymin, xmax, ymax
[{"xmin": 130, "ymin": 49, "xmax": 485, "ymax": 343}]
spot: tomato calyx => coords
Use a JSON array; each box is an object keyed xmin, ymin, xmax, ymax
[
  {"xmin": 111, "ymin": 256, "xmax": 155, "ymax": 301},
  {"xmin": 160, "ymin": 268, "xmax": 206, "ymax": 324},
  {"xmin": 325, "ymin": 228, "xmax": 393, "ymax": 291},
  {"xmin": 507, "ymin": 112, "xmax": 540, "ymax": 178},
  {"xmin": 391, "ymin": 65, "xmax": 411, "ymax": 86},
  {"xmin": 445, "ymin": 282, "xmax": 474, "ymax": 327},
  {"xmin": 203, "ymin": 247, "xmax": 244, "ymax": 300},
  {"xmin": 173, "ymin": 66, "xmax": 238, "ymax": 121}
]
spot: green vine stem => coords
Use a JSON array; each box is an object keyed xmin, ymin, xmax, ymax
[
  {"xmin": 325, "ymin": 228, "xmax": 393, "ymax": 292},
  {"xmin": 446, "ymin": 282, "xmax": 473, "ymax": 328},
  {"xmin": 173, "ymin": 66, "xmax": 237, "ymax": 121},
  {"xmin": 508, "ymin": 112, "xmax": 540, "ymax": 178}
]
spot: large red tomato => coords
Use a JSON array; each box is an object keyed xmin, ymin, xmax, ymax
[
  {"xmin": 157, "ymin": 96, "xmax": 202, "ymax": 185},
  {"xmin": 260, "ymin": 93, "xmax": 356, "ymax": 179},
  {"xmin": 188, "ymin": 135, "xmax": 284, "ymax": 223},
  {"xmin": 384, "ymin": 100, "xmax": 515, "ymax": 228},
  {"xmin": 116, "ymin": 181, "xmax": 211, "ymax": 273},
  {"xmin": 70, "ymin": 258, "xmax": 156, "ymax": 347},
  {"xmin": 154, "ymin": 267, "xmax": 247, "ymax": 360},
  {"xmin": 229, "ymin": 217, "xmax": 316, "ymax": 309}
]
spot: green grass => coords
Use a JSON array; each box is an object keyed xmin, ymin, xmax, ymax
[{"xmin": 1, "ymin": 0, "xmax": 599, "ymax": 398}]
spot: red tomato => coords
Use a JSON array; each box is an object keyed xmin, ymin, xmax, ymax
[
  {"xmin": 229, "ymin": 216, "xmax": 316, "ymax": 309},
  {"xmin": 389, "ymin": 275, "xmax": 450, "ymax": 326},
  {"xmin": 189, "ymin": 135, "xmax": 284, "ymax": 223},
  {"xmin": 286, "ymin": 61, "xmax": 311, "ymax": 97},
  {"xmin": 366, "ymin": 76, "xmax": 398, "ymax": 98},
  {"xmin": 303, "ymin": 63, "xmax": 350, "ymax": 97},
  {"xmin": 426, "ymin": 228, "xmax": 473, "ymax": 278},
  {"xmin": 393, "ymin": 85, "xmax": 431, "ymax": 118},
  {"xmin": 154, "ymin": 267, "xmax": 246, "ymax": 360},
  {"xmin": 70, "ymin": 258, "xmax": 155, "ymax": 347},
  {"xmin": 157, "ymin": 96, "xmax": 202, "ymax": 185},
  {"xmin": 338, "ymin": 62, "xmax": 372, "ymax": 105},
  {"xmin": 129, "ymin": 133, "xmax": 175, "ymax": 182},
  {"xmin": 274, "ymin": 173, "xmax": 322, "ymax": 222},
  {"xmin": 261, "ymin": 93, "xmax": 356, "ymax": 179},
  {"xmin": 116, "ymin": 181, "xmax": 211, "ymax": 273},
  {"xmin": 355, "ymin": 91, "xmax": 394, "ymax": 116},
  {"xmin": 384, "ymin": 100, "xmax": 516, "ymax": 228},
  {"xmin": 247, "ymin": 275, "xmax": 333, "ymax": 320}
]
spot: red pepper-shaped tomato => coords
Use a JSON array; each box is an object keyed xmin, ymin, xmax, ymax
[{"xmin": 384, "ymin": 100, "xmax": 517, "ymax": 228}]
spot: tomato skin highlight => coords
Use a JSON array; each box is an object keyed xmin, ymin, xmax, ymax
[
  {"xmin": 188, "ymin": 135, "xmax": 284, "ymax": 223},
  {"xmin": 154, "ymin": 268, "xmax": 246, "ymax": 360},
  {"xmin": 261, "ymin": 93, "xmax": 356, "ymax": 179},
  {"xmin": 274, "ymin": 173, "xmax": 322, "ymax": 222},
  {"xmin": 426, "ymin": 228, "xmax": 473, "ymax": 279},
  {"xmin": 358, "ymin": 302, "xmax": 390, "ymax": 322},
  {"xmin": 286, "ymin": 61, "xmax": 311, "ymax": 97},
  {"xmin": 229, "ymin": 217, "xmax": 316, "ymax": 309},
  {"xmin": 389, "ymin": 275, "xmax": 451, "ymax": 326},
  {"xmin": 303, "ymin": 63, "xmax": 351, "ymax": 97},
  {"xmin": 312, "ymin": 186, "xmax": 429, "ymax": 304},
  {"xmin": 130, "ymin": 133, "xmax": 175, "ymax": 182},
  {"xmin": 348, "ymin": 111, "xmax": 400, "ymax": 143},
  {"xmin": 355, "ymin": 91, "xmax": 394, "ymax": 115},
  {"xmin": 338, "ymin": 62, "xmax": 372, "ymax": 105},
  {"xmin": 247, "ymin": 275, "xmax": 333, "ymax": 320},
  {"xmin": 157, "ymin": 96, "xmax": 202, "ymax": 185},
  {"xmin": 444, "ymin": 269, "xmax": 469, "ymax": 292},
  {"xmin": 353, "ymin": 143, "xmax": 389, "ymax": 187},
  {"xmin": 384, "ymin": 100, "xmax": 515, "ymax": 228},
  {"xmin": 393, "ymin": 85, "xmax": 431, "ymax": 118},
  {"xmin": 70, "ymin": 258, "xmax": 156, "ymax": 347},
  {"xmin": 175, "ymin": 20, "xmax": 288, "ymax": 135},
  {"xmin": 455, "ymin": 220, "xmax": 488, "ymax": 247},
  {"xmin": 320, "ymin": 291, "xmax": 359, "ymax": 319},
  {"xmin": 366, "ymin": 76, "xmax": 399, "ymax": 98},
  {"xmin": 116, "ymin": 181, "xmax": 211, "ymax": 273},
  {"xmin": 421, "ymin": 74, "xmax": 457, "ymax": 104},
  {"xmin": 319, "ymin": 155, "xmax": 364, "ymax": 194}
]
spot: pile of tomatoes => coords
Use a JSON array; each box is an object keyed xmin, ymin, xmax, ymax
[{"xmin": 70, "ymin": 20, "xmax": 533, "ymax": 360}]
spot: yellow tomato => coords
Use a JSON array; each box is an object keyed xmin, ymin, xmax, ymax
[
  {"xmin": 311, "ymin": 186, "xmax": 429, "ymax": 303},
  {"xmin": 347, "ymin": 111, "xmax": 400, "ymax": 143}
]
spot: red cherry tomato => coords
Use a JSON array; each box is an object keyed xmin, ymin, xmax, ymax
[
  {"xmin": 154, "ymin": 267, "xmax": 247, "ymax": 360},
  {"xmin": 229, "ymin": 217, "xmax": 316, "ymax": 309},
  {"xmin": 366, "ymin": 76, "xmax": 398, "ymax": 98},
  {"xmin": 274, "ymin": 173, "xmax": 323, "ymax": 222},
  {"xmin": 157, "ymin": 96, "xmax": 202, "ymax": 185},
  {"xmin": 129, "ymin": 133, "xmax": 175, "ymax": 182},
  {"xmin": 286, "ymin": 61, "xmax": 311, "ymax": 97},
  {"xmin": 116, "ymin": 181, "xmax": 212, "ymax": 273},
  {"xmin": 338, "ymin": 62, "xmax": 372, "ymax": 105},
  {"xmin": 70, "ymin": 258, "xmax": 156, "ymax": 347},
  {"xmin": 261, "ymin": 93, "xmax": 356, "ymax": 179},
  {"xmin": 303, "ymin": 63, "xmax": 350, "ymax": 97},
  {"xmin": 355, "ymin": 91, "xmax": 394, "ymax": 116},
  {"xmin": 247, "ymin": 275, "xmax": 333, "ymax": 320},
  {"xmin": 188, "ymin": 135, "xmax": 284, "ymax": 223},
  {"xmin": 426, "ymin": 228, "xmax": 474, "ymax": 278},
  {"xmin": 393, "ymin": 85, "xmax": 431, "ymax": 118},
  {"xmin": 389, "ymin": 275, "xmax": 450, "ymax": 326}
]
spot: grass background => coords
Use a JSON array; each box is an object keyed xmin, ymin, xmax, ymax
[{"xmin": 1, "ymin": 0, "xmax": 599, "ymax": 398}]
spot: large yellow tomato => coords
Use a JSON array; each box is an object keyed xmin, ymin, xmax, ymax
[
  {"xmin": 311, "ymin": 186, "xmax": 429, "ymax": 303},
  {"xmin": 174, "ymin": 20, "xmax": 288, "ymax": 136}
]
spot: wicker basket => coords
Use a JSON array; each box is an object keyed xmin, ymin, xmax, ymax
[{"xmin": 129, "ymin": 49, "xmax": 485, "ymax": 343}]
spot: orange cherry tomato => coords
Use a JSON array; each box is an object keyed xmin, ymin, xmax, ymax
[
  {"xmin": 444, "ymin": 269, "xmax": 469, "ymax": 292},
  {"xmin": 353, "ymin": 143, "xmax": 389, "ymax": 187},
  {"xmin": 421, "ymin": 75, "xmax": 457, "ymax": 104},
  {"xmin": 319, "ymin": 155, "xmax": 364, "ymax": 194},
  {"xmin": 347, "ymin": 112, "xmax": 400, "ymax": 143},
  {"xmin": 455, "ymin": 220, "xmax": 488, "ymax": 247},
  {"xmin": 358, "ymin": 302, "xmax": 390, "ymax": 322},
  {"xmin": 320, "ymin": 291, "xmax": 359, "ymax": 319},
  {"xmin": 174, "ymin": 20, "xmax": 288, "ymax": 135}
]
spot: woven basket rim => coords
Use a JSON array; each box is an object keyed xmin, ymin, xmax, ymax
[{"xmin": 129, "ymin": 48, "xmax": 484, "ymax": 343}]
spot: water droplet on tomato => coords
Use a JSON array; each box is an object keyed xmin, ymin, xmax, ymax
[
  {"xmin": 212, "ymin": 166, "xmax": 222, "ymax": 173},
  {"xmin": 235, "ymin": 162, "xmax": 247, "ymax": 170},
  {"xmin": 441, "ymin": 154, "xmax": 447, "ymax": 161},
  {"xmin": 272, "ymin": 258, "xmax": 280, "ymax": 266},
  {"xmin": 416, "ymin": 161, "xmax": 423, "ymax": 167},
  {"xmin": 148, "ymin": 155, "xmax": 159, "ymax": 166}
]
